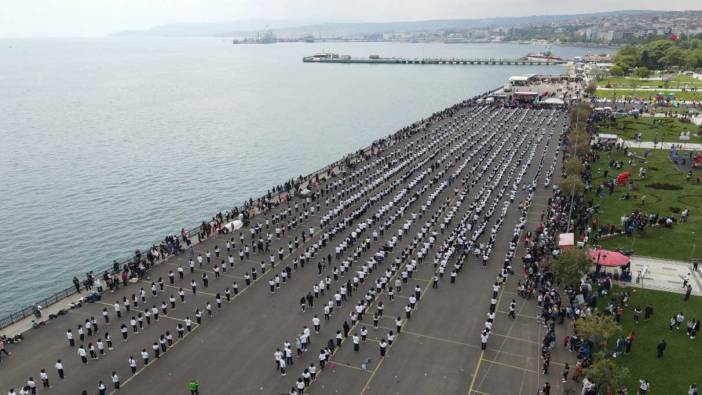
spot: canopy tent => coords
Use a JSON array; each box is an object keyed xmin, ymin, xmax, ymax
[
  {"xmin": 588, "ymin": 249, "xmax": 630, "ymax": 267},
  {"xmin": 558, "ymin": 233, "xmax": 575, "ymax": 248},
  {"xmin": 543, "ymin": 97, "xmax": 565, "ymax": 105},
  {"xmin": 615, "ymin": 171, "xmax": 630, "ymax": 185},
  {"xmin": 223, "ymin": 220, "xmax": 244, "ymax": 232}
]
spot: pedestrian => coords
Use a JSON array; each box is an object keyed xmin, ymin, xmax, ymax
[
  {"xmin": 98, "ymin": 380, "xmax": 107, "ymax": 395},
  {"xmin": 39, "ymin": 369, "xmax": 50, "ymax": 389},
  {"xmin": 66, "ymin": 329, "xmax": 74, "ymax": 347},
  {"xmin": 656, "ymin": 339, "xmax": 666, "ymax": 358},
  {"xmin": 561, "ymin": 362, "xmax": 569, "ymax": 383},
  {"xmin": 129, "ymin": 356, "xmax": 137, "ymax": 374},
  {"xmin": 77, "ymin": 345, "xmax": 88, "ymax": 364},
  {"xmin": 55, "ymin": 360, "xmax": 64, "ymax": 379},
  {"xmin": 572, "ymin": 361, "xmax": 583, "ymax": 382},
  {"xmin": 639, "ymin": 378, "xmax": 650, "ymax": 394},
  {"xmin": 277, "ymin": 356, "xmax": 287, "ymax": 376},
  {"xmin": 111, "ymin": 371, "xmax": 120, "ymax": 390},
  {"xmin": 26, "ymin": 377, "xmax": 37, "ymax": 395}
]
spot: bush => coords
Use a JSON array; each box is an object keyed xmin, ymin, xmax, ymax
[
  {"xmin": 647, "ymin": 182, "xmax": 683, "ymax": 190},
  {"xmin": 634, "ymin": 66, "xmax": 651, "ymax": 78},
  {"xmin": 610, "ymin": 65, "xmax": 625, "ymax": 76}
]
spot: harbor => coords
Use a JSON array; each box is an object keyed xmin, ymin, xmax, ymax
[
  {"xmin": 302, "ymin": 52, "xmax": 569, "ymax": 66},
  {"xmin": 0, "ymin": 84, "xmax": 579, "ymax": 394}
]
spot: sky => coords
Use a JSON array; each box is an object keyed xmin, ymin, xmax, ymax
[{"xmin": 0, "ymin": 0, "xmax": 700, "ymax": 38}]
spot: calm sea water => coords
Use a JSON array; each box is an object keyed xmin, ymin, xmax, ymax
[{"xmin": 0, "ymin": 39, "xmax": 612, "ymax": 317}]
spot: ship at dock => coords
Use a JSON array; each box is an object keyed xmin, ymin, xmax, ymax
[
  {"xmin": 232, "ymin": 30, "xmax": 277, "ymax": 44},
  {"xmin": 522, "ymin": 50, "xmax": 563, "ymax": 63}
]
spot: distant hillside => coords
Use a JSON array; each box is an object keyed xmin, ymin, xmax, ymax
[{"xmin": 113, "ymin": 10, "xmax": 660, "ymax": 38}]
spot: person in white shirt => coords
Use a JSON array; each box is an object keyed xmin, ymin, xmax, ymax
[
  {"xmin": 111, "ymin": 371, "xmax": 120, "ymax": 389},
  {"xmin": 129, "ymin": 356, "xmax": 138, "ymax": 374},
  {"xmin": 54, "ymin": 360, "xmax": 64, "ymax": 379},
  {"xmin": 39, "ymin": 369, "xmax": 50, "ymax": 389},
  {"xmin": 77, "ymin": 345, "xmax": 88, "ymax": 364}
]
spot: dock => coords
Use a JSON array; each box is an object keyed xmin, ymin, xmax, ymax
[
  {"xmin": 303, "ymin": 55, "xmax": 568, "ymax": 66},
  {"xmin": 0, "ymin": 98, "xmax": 579, "ymax": 395}
]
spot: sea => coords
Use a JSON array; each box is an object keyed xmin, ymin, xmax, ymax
[{"xmin": 0, "ymin": 39, "xmax": 613, "ymax": 318}]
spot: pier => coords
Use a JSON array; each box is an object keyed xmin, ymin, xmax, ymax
[
  {"xmin": 303, "ymin": 55, "xmax": 568, "ymax": 66},
  {"xmin": 0, "ymin": 97, "xmax": 575, "ymax": 395}
]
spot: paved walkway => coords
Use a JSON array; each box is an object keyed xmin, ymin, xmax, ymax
[
  {"xmin": 628, "ymin": 256, "xmax": 701, "ymax": 295},
  {"xmin": 623, "ymin": 140, "xmax": 702, "ymax": 150}
]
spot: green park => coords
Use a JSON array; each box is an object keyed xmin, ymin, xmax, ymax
[
  {"xmin": 593, "ymin": 37, "xmax": 702, "ymax": 104},
  {"xmin": 597, "ymin": 116, "xmax": 701, "ymax": 143},
  {"xmin": 550, "ymin": 102, "xmax": 702, "ymax": 394}
]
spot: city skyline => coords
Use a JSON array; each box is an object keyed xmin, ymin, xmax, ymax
[{"xmin": 1, "ymin": 0, "xmax": 701, "ymax": 38}]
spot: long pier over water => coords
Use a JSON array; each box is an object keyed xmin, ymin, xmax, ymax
[{"xmin": 303, "ymin": 55, "xmax": 568, "ymax": 66}]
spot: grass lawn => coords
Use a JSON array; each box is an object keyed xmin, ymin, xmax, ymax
[
  {"xmin": 595, "ymin": 89, "xmax": 702, "ymax": 102},
  {"xmin": 597, "ymin": 286, "xmax": 702, "ymax": 394},
  {"xmin": 598, "ymin": 74, "xmax": 702, "ymax": 89},
  {"xmin": 596, "ymin": 116, "xmax": 702, "ymax": 143},
  {"xmin": 667, "ymin": 74, "xmax": 702, "ymax": 88},
  {"xmin": 587, "ymin": 148, "xmax": 702, "ymax": 261}
]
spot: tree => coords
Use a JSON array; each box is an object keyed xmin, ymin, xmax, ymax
[
  {"xmin": 546, "ymin": 246, "xmax": 591, "ymax": 286},
  {"xmin": 565, "ymin": 158, "xmax": 584, "ymax": 177},
  {"xmin": 609, "ymin": 64, "xmax": 625, "ymax": 76},
  {"xmin": 576, "ymin": 313, "xmax": 622, "ymax": 351},
  {"xmin": 634, "ymin": 66, "xmax": 651, "ymax": 78},
  {"xmin": 661, "ymin": 47, "xmax": 686, "ymax": 68},
  {"xmin": 570, "ymin": 103, "xmax": 592, "ymax": 126},
  {"xmin": 585, "ymin": 358, "xmax": 629, "ymax": 395},
  {"xmin": 684, "ymin": 52, "xmax": 702, "ymax": 70},
  {"xmin": 585, "ymin": 80, "xmax": 598, "ymax": 96},
  {"xmin": 568, "ymin": 128, "xmax": 590, "ymax": 145}
]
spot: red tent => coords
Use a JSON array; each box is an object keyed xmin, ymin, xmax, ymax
[
  {"xmin": 615, "ymin": 171, "xmax": 630, "ymax": 185},
  {"xmin": 589, "ymin": 249, "xmax": 629, "ymax": 267}
]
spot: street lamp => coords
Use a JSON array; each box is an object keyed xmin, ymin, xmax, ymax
[{"xmin": 691, "ymin": 231, "xmax": 697, "ymax": 264}]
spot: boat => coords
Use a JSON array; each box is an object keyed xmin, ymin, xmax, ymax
[
  {"xmin": 303, "ymin": 53, "xmax": 345, "ymax": 62},
  {"xmin": 523, "ymin": 50, "xmax": 562, "ymax": 63},
  {"xmin": 232, "ymin": 30, "xmax": 277, "ymax": 45}
]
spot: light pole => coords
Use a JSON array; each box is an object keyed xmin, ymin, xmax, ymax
[{"xmin": 691, "ymin": 231, "xmax": 697, "ymax": 264}]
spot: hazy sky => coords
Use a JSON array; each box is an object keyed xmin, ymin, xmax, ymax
[{"xmin": 1, "ymin": 0, "xmax": 700, "ymax": 38}]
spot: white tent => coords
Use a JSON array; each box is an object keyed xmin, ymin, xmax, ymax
[
  {"xmin": 543, "ymin": 97, "xmax": 565, "ymax": 105},
  {"xmin": 223, "ymin": 220, "xmax": 244, "ymax": 232}
]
